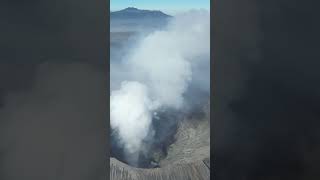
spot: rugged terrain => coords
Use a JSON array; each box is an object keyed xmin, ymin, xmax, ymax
[
  {"xmin": 160, "ymin": 101, "xmax": 210, "ymax": 167},
  {"xmin": 110, "ymin": 157, "xmax": 210, "ymax": 180},
  {"xmin": 110, "ymin": 101, "xmax": 210, "ymax": 180}
]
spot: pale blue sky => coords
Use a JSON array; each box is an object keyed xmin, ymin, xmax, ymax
[{"xmin": 110, "ymin": 0, "xmax": 210, "ymax": 15}]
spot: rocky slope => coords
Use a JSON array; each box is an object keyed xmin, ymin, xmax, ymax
[
  {"xmin": 110, "ymin": 158, "xmax": 210, "ymax": 180},
  {"xmin": 110, "ymin": 101, "xmax": 210, "ymax": 180}
]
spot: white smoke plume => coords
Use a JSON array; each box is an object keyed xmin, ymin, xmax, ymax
[
  {"xmin": 111, "ymin": 81, "xmax": 158, "ymax": 153},
  {"xmin": 110, "ymin": 10, "xmax": 210, "ymax": 163}
]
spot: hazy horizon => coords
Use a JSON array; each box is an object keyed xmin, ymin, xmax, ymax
[{"xmin": 110, "ymin": 0, "xmax": 210, "ymax": 15}]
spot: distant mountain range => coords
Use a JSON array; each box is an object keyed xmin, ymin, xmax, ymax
[{"xmin": 111, "ymin": 7, "xmax": 172, "ymax": 19}]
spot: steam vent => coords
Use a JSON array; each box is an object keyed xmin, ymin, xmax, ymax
[{"xmin": 110, "ymin": 101, "xmax": 210, "ymax": 180}]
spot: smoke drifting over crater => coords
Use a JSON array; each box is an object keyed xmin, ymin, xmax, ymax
[
  {"xmin": 110, "ymin": 10, "xmax": 210, "ymax": 166},
  {"xmin": 111, "ymin": 81, "xmax": 155, "ymax": 155}
]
